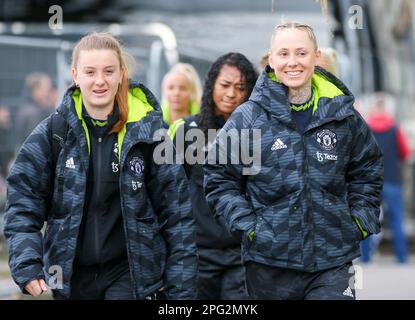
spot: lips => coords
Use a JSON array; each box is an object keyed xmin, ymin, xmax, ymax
[
  {"xmin": 93, "ymin": 89, "xmax": 108, "ymax": 96},
  {"xmin": 222, "ymin": 100, "xmax": 236, "ymax": 107},
  {"xmin": 285, "ymin": 71, "xmax": 302, "ymax": 76}
]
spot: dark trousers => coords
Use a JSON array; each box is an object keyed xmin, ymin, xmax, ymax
[
  {"xmin": 197, "ymin": 247, "xmax": 249, "ymax": 300},
  {"xmin": 57, "ymin": 258, "xmax": 134, "ymax": 300},
  {"xmin": 245, "ymin": 261, "xmax": 356, "ymax": 300}
]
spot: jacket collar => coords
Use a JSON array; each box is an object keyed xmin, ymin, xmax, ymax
[
  {"xmin": 56, "ymin": 81, "xmax": 164, "ymax": 157},
  {"xmin": 57, "ymin": 81, "xmax": 164, "ymax": 140}
]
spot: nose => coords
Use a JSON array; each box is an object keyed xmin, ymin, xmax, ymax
[
  {"xmin": 287, "ymin": 54, "xmax": 298, "ymax": 68},
  {"xmin": 172, "ymin": 87, "xmax": 180, "ymax": 96},
  {"xmin": 95, "ymin": 72, "xmax": 105, "ymax": 86},
  {"xmin": 225, "ymin": 86, "xmax": 236, "ymax": 98}
]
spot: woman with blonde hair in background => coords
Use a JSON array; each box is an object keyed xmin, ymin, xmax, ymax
[
  {"xmin": 316, "ymin": 47, "xmax": 339, "ymax": 77},
  {"xmin": 161, "ymin": 63, "xmax": 202, "ymax": 126}
]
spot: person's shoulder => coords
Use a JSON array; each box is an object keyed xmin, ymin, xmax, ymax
[
  {"xmin": 226, "ymin": 100, "xmax": 264, "ymax": 129},
  {"xmin": 168, "ymin": 115, "xmax": 198, "ymax": 140},
  {"xmin": 16, "ymin": 116, "xmax": 51, "ymax": 159},
  {"xmin": 130, "ymin": 81, "xmax": 160, "ymax": 106},
  {"xmin": 182, "ymin": 114, "xmax": 199, "ymax": 126},
  {"xmin": 345, "ymin": 108, "xmax": 376, "ymax": 137},
  {"xmin": 236, "ymin": 100, "xmax": 262, "ymax": 113},
  {"xmin": 29, "ymin": 115, "xmax": 52, "ymax": 137},
  {"xmin": 349, "ymin": 107, "xmax": 367, "ymax": 124}
]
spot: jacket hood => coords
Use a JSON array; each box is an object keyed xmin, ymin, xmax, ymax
[
  {"xmin": 56, "ymin": 81, "xmax": 164, "ymax": 156},
  {"xmin": 249, "ymin": 65, "xmax": 356, "ymax": 130}
]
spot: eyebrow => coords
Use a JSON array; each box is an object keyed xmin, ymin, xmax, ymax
[
  {"xmin": 218, "ymin": 78, "xmax": 232, "ymax": 83},
  {"xmin": 218, "ymin": 78, "xmax": 245, "ymax": 86},
  {"xmin": 276, "ymin": 47, "xmax": 310, "ymax": 52},
  {"xmin": 83, "ymin": 65, "xmax": 116, "ymax": 69}
]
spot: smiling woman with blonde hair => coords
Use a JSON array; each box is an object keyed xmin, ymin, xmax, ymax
[{"xmin": 204, "ymin": 22, "xmax": 383, "ymax": 300}]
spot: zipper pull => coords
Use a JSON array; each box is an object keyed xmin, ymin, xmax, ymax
[{"xmin": 52, "ymin": 134, "xmax": 65, "ymax": 148}]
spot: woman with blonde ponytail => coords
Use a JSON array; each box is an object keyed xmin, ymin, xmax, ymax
[{"xmin": 4, "ymin": 32, "xmax": 197, "ymax": 300}]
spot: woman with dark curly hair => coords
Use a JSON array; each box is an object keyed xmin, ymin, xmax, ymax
[
  {"xmin": 197, "ymin": 53, "xmax": 258, "ymax": 138},
  {"xmin": 170, "ymin": 52, "xmax": 258, "ymax": 299}
]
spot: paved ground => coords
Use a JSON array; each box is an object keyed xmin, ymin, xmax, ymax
[
  {"xmin": 355, "ymin": 255, "xmax": 415, "ymax": 300},
  {"xmin": 0, "ymin": 261, "xmax": 21, "ymax": 300},
  {"xmin": 0, "ymin": 260, "xmax": 53, "ymax": 300}
]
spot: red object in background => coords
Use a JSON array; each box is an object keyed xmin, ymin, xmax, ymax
[{"xmin": 367, "ymin": 112, "xmax": 411, "ymax": 161}]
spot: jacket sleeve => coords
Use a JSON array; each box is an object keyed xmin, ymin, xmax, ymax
[
  {"xmin": 346, "ymin": 111, "xmax": 384, "ymax": 235},
  {"xmin": 203, "ymin": 108, "xmax": 257, "ymax": 238},
  {"xmin": 3, "ymin": 118, "xmax": 53, "ymax": 292},
  {"xmin": 146, "ymin": 138, "xmax": 197, "ymax": 300}
]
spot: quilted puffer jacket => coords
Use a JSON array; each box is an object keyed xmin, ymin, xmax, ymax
[
  {"xmin": 204, "ymin": 66, "xmax": 383, "ymax": 272},
  {"xmin": 4, "ymin": 82, "xmax": 197, "ymax": 299}
]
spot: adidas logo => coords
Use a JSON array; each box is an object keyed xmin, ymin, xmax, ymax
[
  {"xmin": 271, "ymin": 138, "xmax": 287, "ymax": 151},
  {"xmin": 342, "ymin": 286, "xmax": 354, "ymax": 298},
  {"xmin": 65, "ymin": 157, "xmax": 76, "ymax": 169},
  {"xmin": 189, "ymin": 121, "xmax": 198, "ymax": 127}
]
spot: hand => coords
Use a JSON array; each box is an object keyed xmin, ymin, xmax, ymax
[{"xmin": 25, "ymin": 279, "xmax": 48, "ymax": 296}]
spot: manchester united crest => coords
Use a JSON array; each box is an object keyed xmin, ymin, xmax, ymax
[
  {"xmin": 129, "ymin": 157, "xmax": 144, "ymax": 177},
  {"xmin": 316, "ymin": 129, "xmax": 337, "ymax": 151}
]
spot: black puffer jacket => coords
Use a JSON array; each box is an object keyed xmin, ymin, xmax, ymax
[
  {"xmin": 204, "ymin": 66, "xmax": 383, "ymax": 272},
  {"xmin": 4, "ymin": 82, "xmax": 197, "ymax": 299},
  {"xmin": 171, "ymin": 114, "xmax": 240, "ymax": 249}
]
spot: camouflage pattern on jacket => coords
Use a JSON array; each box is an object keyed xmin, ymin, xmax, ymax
[
  {"xmin": 204, "ymin": 66, "xmax": 383, "ymax": 272},
  {"xmin": 4, "ymin": 82, "xmax": 197, "ymax": 299}
]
